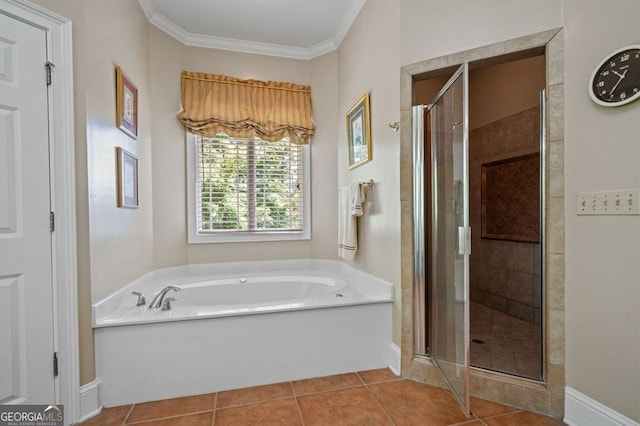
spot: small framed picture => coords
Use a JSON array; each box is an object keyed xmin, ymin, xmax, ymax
[
  {"xmin": 116, "ymin": 66, "xmax": 138, "ymax": 139},
  {"xmin": 116, "ymin": 147, "xmax": 138, "ymax": 208},
  {"xmin": 346, "ymin": 92, "xmax": 372, "ymax": 169}
]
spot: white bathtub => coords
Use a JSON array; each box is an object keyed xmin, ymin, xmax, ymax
[{"xmin": 93, "ymin": 259, "xmax": 394, "ymax": 406}]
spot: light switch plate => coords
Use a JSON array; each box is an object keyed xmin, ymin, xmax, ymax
[{"xmin": 577, "ymin": 189, "xmax": 640, "ymax": 215}]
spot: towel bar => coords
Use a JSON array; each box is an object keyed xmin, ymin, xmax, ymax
[{"xmin": 360, "ymin": 180, "xmax": 374, "ymax": 187}]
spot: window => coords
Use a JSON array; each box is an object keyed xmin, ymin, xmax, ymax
[{"xmin": 187, "ymin": 133, "xmax": 310, "ymax": 243}]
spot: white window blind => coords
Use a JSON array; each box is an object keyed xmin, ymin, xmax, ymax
[{"xmin": 194, "ymin": 134, "xmax": 305, "ymax": 235}]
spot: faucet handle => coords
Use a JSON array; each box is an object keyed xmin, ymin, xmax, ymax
[
  {"xmin": 131, "ymin": 291, "xmax": 146, "ymax": 306},
  {"xmin": 161, "ymin": 297, "xmax": 176, "ymax": 311}
]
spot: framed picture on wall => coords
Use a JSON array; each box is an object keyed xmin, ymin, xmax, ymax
[
  {"xmin": 346, "ymin": 92, "xmax": 372, "ymax": 169},
  {"xmin": 116, "ymin": 65, "xmax": 138, "ymax": 139},
  {"xmin": 116, "ymin": 147, "xmax": 138, "ymax": 208}
]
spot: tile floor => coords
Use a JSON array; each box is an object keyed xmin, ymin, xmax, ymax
[
  {"xmin": 470, "ymin": 302, "xmax": 542, "ymax": 380},
  {"xmin": 80, "ymin": 368, "xmax": 563, "ymax": 425}
]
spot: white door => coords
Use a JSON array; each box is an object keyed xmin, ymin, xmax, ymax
[{"xmin": 0, "ymin": 12, "xmax": 56, "ymax": 404}]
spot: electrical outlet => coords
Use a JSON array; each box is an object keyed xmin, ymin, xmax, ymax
[{"xmin": 577, "ymin": 189, "xmax": 640, "ymax": 215}]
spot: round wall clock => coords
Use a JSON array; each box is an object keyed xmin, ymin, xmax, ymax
[{"xmin": 589, "ymin": 45, "xmax": 640, "ymax": 107}]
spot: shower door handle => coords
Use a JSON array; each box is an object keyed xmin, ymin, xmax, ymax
[{"xmin": 457, "ymin": 226, "xmax": 471, "ymax": 256}]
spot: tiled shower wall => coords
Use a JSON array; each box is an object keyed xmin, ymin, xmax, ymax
[{"xmin": 469, "ymin": 107, "xmax": 542, "ymax": 325}]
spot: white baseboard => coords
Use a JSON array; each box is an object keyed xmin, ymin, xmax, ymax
[
  {"xmin": 388, "ymin": 343, "xmax": 401, "ymax": 376},
  {"xmin": 565, "ymin": 387, "xmax": 639, "ymax": 426},
  {"xmin": 78, "ymin": 380, "xmax": 102, "ymax": 423}
]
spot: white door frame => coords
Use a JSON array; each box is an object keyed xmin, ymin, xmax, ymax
[{"xmin": 0, "ymin": 0, "xmax": 79, "ymax": 423}]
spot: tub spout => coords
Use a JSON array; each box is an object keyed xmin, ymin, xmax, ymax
[{"xmin": 148, "ymin": 285, "xmax": 181, "ymax": 309}]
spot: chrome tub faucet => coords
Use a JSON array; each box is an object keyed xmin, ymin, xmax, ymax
[{"xmin": 148, "ymin": 285, "xmax": 181, "ymax": 309}]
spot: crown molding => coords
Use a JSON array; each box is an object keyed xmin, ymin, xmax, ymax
[
  {"xmin": 137, "ymin": 0, "xmax": 156, "ymax": 22},
  {"xmin": 137, "ymin": 0, "xmax": 366, "ymax": 60},
  {"xmin": 332, "ymin": 0, "xmax": 367, "ymax": 47},
  {"xmin": 305, "ymin": 39, "xmax": 340, "ymax": 60}
]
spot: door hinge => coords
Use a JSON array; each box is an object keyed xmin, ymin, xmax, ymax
[
  {"xmin": 45, "ymin": 61, "xmax": 55, "ymax": 85},
  {"xmin": 50, "ymin": 212, "xmax": 55, "ymax": 232},
  {"xmin": 53, "ymin": 352, "xmax": 58, "ymax": 377}
]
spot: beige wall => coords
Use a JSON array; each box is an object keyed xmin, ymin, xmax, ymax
[
  {"xmin": 399, "ymin": 0, "xmax": 563, "ymax": 66},
  {"xmin": 149, "ymin": 27, "xmax": 338, "ymax": 268},
  {"xmin": 148, "ymin": 27, "xmax": 185, "ymax": 267},
  {"xmin": 563, "ymin": 0, "xmax": 640, "ymax": 421},
  {"xmin": 309, "ymin": 52, "xmax": 340, "ymax": 258},
  {"xmin": 337, "ymin": 0, "xmax": 402, "ymax": 344},
  {"xmin": 84, "ymin": 2, "xmax": 154, "ymax": 303}
]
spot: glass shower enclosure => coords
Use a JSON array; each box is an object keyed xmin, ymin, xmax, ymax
[{"xmin": 413, "ymin": 63, "xmax": 471, "ymax": 414}]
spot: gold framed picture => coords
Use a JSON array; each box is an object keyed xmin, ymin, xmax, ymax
[
  {"xmin": 346, "ymin": 92, "xmax": 372, "ymax": 169},
  {"xmin": 116, "ymin": 147, "xmax": 138, "ymax": 208},
  {"xmin": 116, "ymin": 66, "xmax": 138, "ymax": 139}
]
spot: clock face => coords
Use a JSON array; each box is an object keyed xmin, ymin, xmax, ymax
[{"xmin": 590, "ymin": 45, "xmax": 640, "ymax": 107}]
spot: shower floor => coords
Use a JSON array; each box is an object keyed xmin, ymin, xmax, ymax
[{"xmin": 470, "ymin": 301, "xmax": 542, "ymax": 380}]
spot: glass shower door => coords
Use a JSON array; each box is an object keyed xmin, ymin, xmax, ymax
[{"xmin": 419, "ymin": 62, "xmax": 471, "ymax": 414}]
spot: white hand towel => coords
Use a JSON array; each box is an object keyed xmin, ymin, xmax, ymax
[{"xmin": 338, "ymin": 183, "xmax": 365, "ymax": 260}]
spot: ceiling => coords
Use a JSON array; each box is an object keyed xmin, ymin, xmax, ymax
[{"xmin": 138, "ymin": 0, "xmax": 367, "ymax": 60}]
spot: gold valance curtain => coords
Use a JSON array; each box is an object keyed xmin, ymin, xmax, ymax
[{"xmin": 177, "ymin": 71, "xmax": 315, "ymax": 144}]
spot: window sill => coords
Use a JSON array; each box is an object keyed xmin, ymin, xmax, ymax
[{"xmin": 188, "ymin": 230, "xmax": 311, "ymax": 244}]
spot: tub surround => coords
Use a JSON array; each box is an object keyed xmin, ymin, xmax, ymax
[
  {"xmin": 94, "ymin": 259, "xmax": 393, "ymax": 406},
  {"xmin": 93, "ymin": 259, "xmax": 392, "ymax": 326}
]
